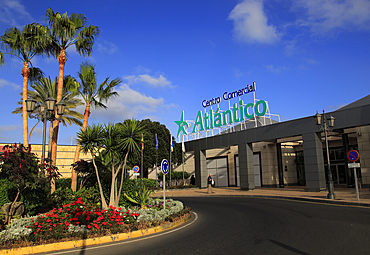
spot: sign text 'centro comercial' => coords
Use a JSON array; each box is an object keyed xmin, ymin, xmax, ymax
[
  {"xmin": 174, "ymin": 82, "xmax": 267, "ymax": 138},
  {"xmin": 202, "ymin": 83, "xmax": 255, "ymax": 108}
]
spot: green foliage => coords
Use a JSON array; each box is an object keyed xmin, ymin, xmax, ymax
[
  {"xmin": 51, "ymin": 186, "xmax": 100, "ymax": 209},
  {"xmin": 20, "ymin": 185, "xmax": 52, "ymax": 215},
  {"xmin": 129, "ymin": 119, "xmax": 183, "ymax": 177},
  {"xmin": 142, "ymin": 178, "xmax": 157, "ymax": 188},
  {"xmin": 0, "ymin": 179, "xmax": 12, "ymax": 208},
  {"xmin": 119, "ymin": 179, "xmax": 142, "ymax": 208},
  {"xmin": 72, "ymin": 158, "xmax": 112, "ymax": 197},
  {"xmin": 0, "ymin": 144, "xmax": 60, "ymax": 218},
  {"xmin": 158, "ymin": 170, "xmax": 190, "ymax": 180},
  {"xmin": 124, "ymin": 185, "xmax": 153, "ymax": 208},
  {"xmin": 55, "ymin": 177, "xmax": 72, "ymax": 190}
]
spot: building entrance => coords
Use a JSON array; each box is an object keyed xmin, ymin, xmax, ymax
[{"xmin": 206, "ymin": 157, "xmax": 228, "ymax": 187}]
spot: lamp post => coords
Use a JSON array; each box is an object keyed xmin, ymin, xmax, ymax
[
  {"xmin": 25, "ymin": 97, "xmax": 66, "ymax": 166},
  {"xmin": 314, "ymin": 110, "xmax": 336, "ymax": 199}
]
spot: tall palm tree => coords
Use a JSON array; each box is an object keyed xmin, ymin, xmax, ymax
[
  {"xmin": 71, "ymin": 62, "xmax": 122, "ymax": 191},
  {"xmin": 44, "ymin": 8, "xmax": 99, "ymax": 167},
  {"xmin": 1, "ymin": 23, "xmax": 49, "ymax": 149}
]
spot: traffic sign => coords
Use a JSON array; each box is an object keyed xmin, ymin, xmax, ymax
[
  {"xmin": 133, "ymin": 165, "xmax": 140, "ymax": 173},
  {"xmin": 161, "ymin": 159, "xmax": 169, "ymax": 175},
  {"xmin": 347, "ymin": 150, "xmax": 359, "ymax": 162},
  {"xmin": 348, "ymin": 163, "xmax": 360, "ymax": 168}
]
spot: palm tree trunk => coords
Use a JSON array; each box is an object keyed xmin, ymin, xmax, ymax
[
  {"xmin": 51, "ymin": 49, "xmax": 66, "ymax": 193},
  {"xmin": 91, "ymin": 154, "xmax": 108, "ymax": 209},
  {"xmin": 22, "ymin": 61, "xmax": 30, "ymax": 149},
  {"xmin": 117, "ymin": 151, "xmax": 129, "ymax": 206},
  {"xmin": 71, "ymin": 104, "xmax": 91, "ymax": 191}
]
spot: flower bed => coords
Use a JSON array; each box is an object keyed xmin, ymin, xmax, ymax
[{"xmin": 0, "ymin": 198, "xmax": 191, "ymax": 250}]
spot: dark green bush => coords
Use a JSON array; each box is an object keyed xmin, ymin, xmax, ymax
[
  {"xmin": 51, "ymin": 186, "xmax": 100, "ymax": 209},
  {"xmin": 0, "ymin": 179, "xmax": 12, "ymax": 208},
  {"xmin": 55, "ymin": 178, "xmax": 72, "ymax": 190},
  {"xmin": 158, "ymin": 170, "xmax": 190, "ymax": 180}
]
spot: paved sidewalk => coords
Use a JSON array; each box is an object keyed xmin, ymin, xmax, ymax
[{"xmin": 152, "ymin": 185, "xmax": 370, "ymax": 207}]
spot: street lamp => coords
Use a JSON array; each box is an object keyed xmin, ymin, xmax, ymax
[
  {"xmin": 314, "ymin": 110, "xmax": 336, "ymax": 199},
  {"xmin": 25, "ymin": 97, "xmax": 66, "ymax": 166}
]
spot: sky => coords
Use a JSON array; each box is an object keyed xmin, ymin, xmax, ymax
[{"xmin": 0, "ymin": 0, "xmax": 370, "ymax": 146}]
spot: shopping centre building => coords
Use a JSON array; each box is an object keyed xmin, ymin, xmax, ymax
[{"xmin": 167, "ymin": 93, "xmax": 370, "ymax": 191}]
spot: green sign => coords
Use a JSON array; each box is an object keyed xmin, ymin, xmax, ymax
[{"xmin": 175, "ymin": 99, "xmax": 267, "ymax": 138}]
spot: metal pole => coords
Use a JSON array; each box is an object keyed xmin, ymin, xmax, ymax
[
  {"xmin": 163, "ymin": 174, "xmax": 166, "ymax": 210},
  {"xmin": 182, "ymin": 149, "xmax": 185, "ymax": 185},
  {"xmin": 169, "ymin": 137, "xmax": 172, "ymax": 187},
  {"xmin": 324, "ymin": 110, "xmax": 336, "ymax": 199},
  {"xmin": 354, "ymin": 168, "xmax": 359, "ymax": 201},
  {"xmin": 141, "ymin": 147, "xmax": 143, "ymax": 186},
  {"xmin": 41, "ymin": 109, "xmax": 47, "ymax": 168}
]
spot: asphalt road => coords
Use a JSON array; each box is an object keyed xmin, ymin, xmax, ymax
[{"xmin": 44, "ymin": 197, "xmax": 370, "ymax": 255}]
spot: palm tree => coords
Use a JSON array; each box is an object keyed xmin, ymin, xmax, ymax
[
  {"xmin": 44, "ymin": 8, "xmax": 100, "ymax": 167},
  {"xmin": 13, "ymin": 76, "xmax": 84, "ymax": 143},
  {"xmin": 77, "ymin": 120, "xmax": 144, "ymax": 209},
  {"xmin": 1, "ymin": 23, "xmax": 49, "ymax": 149},
  {"xmin": 77, "ymin": 124, "xmax": 108, "ymax": 209},
  {"xmin": 71, "ymin": 62, "xmax": 122, "ymax": 191},
  {"xmin": 0, "ymin": 51, "xmax": 4, "ymax": 66}
]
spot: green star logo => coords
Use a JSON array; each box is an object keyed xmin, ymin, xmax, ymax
[{"xmin": 174, "ymin": 110, "xmax": 189, "ymax": 138}]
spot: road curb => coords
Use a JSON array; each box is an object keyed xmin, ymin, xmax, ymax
[
  {"xmin": 164, "ymin": 194, "xmax": 370, "ymax": 207},
  {"xmin": 1, "ymin": 214, "xmax": 192, "ymax": 255}
]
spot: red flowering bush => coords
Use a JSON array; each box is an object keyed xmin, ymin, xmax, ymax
[{"xmin": 28, "ymin": 198, "xmax": 140, "ymax": 241}]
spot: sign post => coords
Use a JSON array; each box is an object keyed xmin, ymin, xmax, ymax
[
  {"xmin": 161, "ymin": 159, "xmax": 169, "ymax": 210},
  {"xmin": 347, "ymin": 150, "xmax": 360, "ymax": 201},
  {"xmin": 133, "ymin": 166, "xmax": 140, "ymax": 180}
]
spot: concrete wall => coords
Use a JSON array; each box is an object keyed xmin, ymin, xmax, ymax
[
  {"xmin": 0, "ymin": 143, "xmax": 92, "ymax": 178},
  {"xmin": 357, "ymin": 126, "xmax": 370, "ymax": 186}
]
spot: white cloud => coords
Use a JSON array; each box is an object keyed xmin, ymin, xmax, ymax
[
  {"xmin": 89, "ymin": 84, "xmax": 169, "ymax": 123},
  {"xmin": 294, "ymin": 0, "xmax": 370, "ymax": 34},
  {"xmin": 264, "ymin": 64, "xmax": 289, "ymax": 74},
  {"xmin": 97, "ymin": 40, "xmax": 119, "ymax": 54},
  {"xmin": 228, "ymin": 0, "xmax": 281, "ymax": 44},
  {"xmin": 124, "ymin": 74, "xmax": 173, "ymax": 88},
  {"xmin": 0, "ymin": 0, "xmax": 34, "ymax": 27},
  {"xmin": 0, "ymin": 124, "xmax": 18, "ymax": 132},
  {"xmin": 0, "ymin": 78, "xmax": 20, "ymax": 89}
]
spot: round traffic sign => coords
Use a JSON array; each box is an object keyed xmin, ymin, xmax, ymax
[
  {"xmin": 161, "ymin": 159, "xmax": 169, "ymax": 175},
  {"xmin": 347, "ymin": 150, "xmax": 359, "ymax": 162},
  {"xmin": 133, "ymin": 165, "xmax": 140, "ymax": 173}
]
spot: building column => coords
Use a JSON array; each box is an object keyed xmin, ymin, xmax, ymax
[
  {"xmin": 302, "ymin": 132, "xmax": 326, "ymax": 192},
  {"xmin": 276, "ymin": 143, "xmax": 284, "ymax": 188},
  {"xmin": 342, "ymin": 134, "xmax": 352, "ymax": 187},
  {"xmin": 194, "ymin": 149, "xmax": 207, "ymax": 188},
  {"xmin": 238, "ymin": 142, "xmax": 255, "ymax": 190},
  {"xmin": 356, "ymin": 126, "xmax": 370, "ymax": 188}
]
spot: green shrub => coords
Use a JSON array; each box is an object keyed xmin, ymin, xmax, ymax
[
  {"xmin": 0, "ymin": 179, "xmax": 12, "ymax": 208},
  {"xmin": 51, "ymin": 186, "xmax": 100, "ymax": 209},
  {"xmin": 55, "ymin": 178, "xmax": 72, "ymax": 190},
  {"xmin": 20, "ymin": 185, "xmax": 52, "ymax": 215},
  {"xmin": 158, "ymin": 170, "xmax": 190, "ymax": 180}
]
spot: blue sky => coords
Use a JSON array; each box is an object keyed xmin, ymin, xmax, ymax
[{"xmin": 1, "ymin": 0, "xmax": 369, "ymax": 145}]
